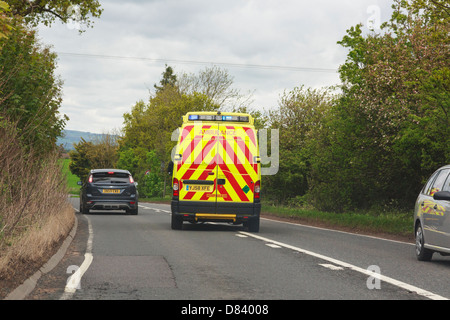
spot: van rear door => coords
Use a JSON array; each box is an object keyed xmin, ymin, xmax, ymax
[
  {"xmin": 174, "ymin": 118, "xmax": 259, "ymax": 209},
  {"xmin": 177, "ymin": 123, "xmax": 219, "ymax": 204},
  {"xmin": 216, "ymin": 124, "xmax": 259, "ymax": 204}
]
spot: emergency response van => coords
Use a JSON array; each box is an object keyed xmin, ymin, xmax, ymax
[{"xmin": 171, "ymin": 111, "xmax": 261, "ymax": 232}]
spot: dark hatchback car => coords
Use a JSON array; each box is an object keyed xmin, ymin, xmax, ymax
[{"xmin": 79, "ymin": 169, "xmax": 138, "ymax": 215}]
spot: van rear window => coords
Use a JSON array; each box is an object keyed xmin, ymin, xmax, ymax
[{"xmin": 93, "ymin": 172, "xmax": 130, "ymax": 184}]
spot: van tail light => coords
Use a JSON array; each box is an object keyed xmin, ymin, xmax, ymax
[
  {"xmin": 129, "ymin": 175, "xmax": 134, "ymax": 183},
  {"xmin": 88, "ymin": 175, "xmax": 93, "ymax": 183},
  {"xmin": 254, "ymin": 180, "xmax": 260, "ymax": 199},
  {"xmin": 173, "ymin": 178, "xmax": 179, "ymax": 197}
]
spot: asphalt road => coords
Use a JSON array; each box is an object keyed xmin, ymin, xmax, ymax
[{"xmin": 25, "ymin": 198, "xmax": 450, "ymax": 303}]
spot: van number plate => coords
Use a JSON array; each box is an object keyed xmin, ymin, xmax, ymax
[{"xmin": 186, "ymin": 185, "xmax": 213, "ymax": 192}]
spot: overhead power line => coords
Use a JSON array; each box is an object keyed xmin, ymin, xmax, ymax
[{"xmin": 57, "ymin": 52, "xmax": 337, "ymax": 74}]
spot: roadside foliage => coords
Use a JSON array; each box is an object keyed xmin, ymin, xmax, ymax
[
  {"xmin": 0, "ymin": 125, "xmax": 74, "ymax": 281},
  {"xmin": 0, "ymin": 1, "xmax": 102, "ymax": 289},
  {"xmin": 261, "ymin": 0, "xmax": 449, "ymax": 213},
  {"xmin": 307, "ymin": 0, "xmax": 449, "ymax": 212},
  {"xmin": 7, "ymin": 0, "xmax": 103, "ymax": 29}
]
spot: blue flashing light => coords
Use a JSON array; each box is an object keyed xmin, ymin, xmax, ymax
[{"xmin": 187, "ymin": 114, "xmax": 250, "ymax": 123}]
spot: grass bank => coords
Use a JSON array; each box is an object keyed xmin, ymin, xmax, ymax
[
  {"xmin": 261, "ymin": 204, "xmax": 413, "ymax": 239},
  {"xmin": 61, "ymin": 158, "xmax": 80, "ymax": 196},
  {"xmin": 0, "ymin": 149, "xmax": 75, "ymax": 298}
]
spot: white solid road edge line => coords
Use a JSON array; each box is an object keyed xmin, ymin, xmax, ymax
[
  {"xmin": 261, "ymin": 216, "xmax": 413, "ymax": 246},
  {"xmin": 60, "ymin": 214, "xmax": 94, "ymax": 300},
  {"xmin": 239, "ymin": 231, "xmax": 448, "ymax": 301}
]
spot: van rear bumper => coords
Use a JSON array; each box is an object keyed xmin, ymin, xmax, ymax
[{"xmin": 171, "ymin": 200, "xmax": 260, "ymax": 222}]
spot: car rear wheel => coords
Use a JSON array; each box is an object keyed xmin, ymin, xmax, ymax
[
  {"xmin": 80, "ymin": 200, "xmax": 89, "ymax": 214},
  {"xmin": 415, "ymin": 224, "xmax": 433, "ymax": 261}
]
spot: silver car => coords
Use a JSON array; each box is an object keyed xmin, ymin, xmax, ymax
[{"xmin": 414, "ymin": 164, "xmax": 450, "ymax": 261}]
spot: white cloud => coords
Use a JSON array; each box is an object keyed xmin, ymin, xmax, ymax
[{"xmin": 37, "ymin": 0, "xmax": 393, "ymax": 133}]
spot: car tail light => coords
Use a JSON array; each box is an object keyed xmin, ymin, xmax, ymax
[
  {"xmin": 129, "ymin": 175, "xmax": 134, "ymax": 183},
  {"xmin": 173, "ymin": 178, "xmax": 179, "ymax": 197},
  {"xmin": 88, "ymin": 175, "xmax": 93, "ymax": 183},
  {"xmin": 254, "ymin": 180, "xmax": 260, "ymax": 199}
]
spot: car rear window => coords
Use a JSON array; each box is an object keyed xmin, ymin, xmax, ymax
[{"xmin": 92, "ymin": 172, "xmax": 130, "ymax": 184}]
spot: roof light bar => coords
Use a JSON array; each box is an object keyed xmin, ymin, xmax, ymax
[{"xmin": 188, "ymin": 114, "xmax": 250, "ymax": 122}]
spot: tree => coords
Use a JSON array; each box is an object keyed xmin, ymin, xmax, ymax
[
  {"xmin": 264, "ymin": 86, "xmax": 333, "ymax": 204},
  {"xmin": 0, "ymin": 1, "xmax": 13, "ymax": 40},
  {"xmin": 69, "ymin": 138, "xmax": 92, "ymax": 182},
  {"xmin": 7, "ymin": 0, "xmax": 103, "ymax": 29},
  {"xmin": 119, "ymin": 66, "xmax": 224, "ymax": 196},
  {"xmin": 69, "ymin": 134, "xmax": 119, "ymax": 181},
  {"xmin": 309, "ymin": 0, "xmax": 449, "ymax": 211},
  {"xmin": 148, "ymin": 88, "xmax": 219, "ymax": 161},
  {"xmin": 116, "ymin": 147, "xmax": 141, "ymax": 176},
  {"xmin": 153, "ymin": 64, "xmax": 177, "ymax": 92},
  {"xmin": 178, "ymin": 65, "xmax": 254, "ymax": 110},
  {"xmin": 121, "ymin": 66, "xmax": 221, "ymax": 164},
  {"xmin": 0, "ymin": 20, "xmax": 67, "ymax": 156},
  {"xmin": 140, "ymin": 150, "xmax": 163, "ymax": 198},
  {"xmin": 119, "ymin": 89, "xmax": 219, "ymax": 187}
]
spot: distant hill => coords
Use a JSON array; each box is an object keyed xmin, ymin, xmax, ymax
[{"xmin": 57, "ymin": 130, "xmax": 107, "ymax": 151}]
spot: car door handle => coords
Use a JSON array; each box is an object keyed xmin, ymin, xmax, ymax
[
  {"xmin": 208, "ymin": 172, "xmax": 214, "ymax": 175},
  {"xmin": 217, "ymin": 179, "xmax": 226, "ymax": 185}
]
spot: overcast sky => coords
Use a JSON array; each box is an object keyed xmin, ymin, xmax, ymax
[{"xmin": 37, "ymin": 0, "xmax": 394, "ymax": 134}]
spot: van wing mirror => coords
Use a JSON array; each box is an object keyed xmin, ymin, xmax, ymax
[{"xmin": 167, "ymin": 161, "xmax": 174, "ymax": 175}]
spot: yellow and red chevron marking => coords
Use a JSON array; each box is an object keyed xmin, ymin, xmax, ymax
[
  {"xmin": 421, "ymin": 200, "xmax": 446, "ymax": 216},
  {"xmin": 217, "ymin": 158, "xmax": 251, "ymax": 202},
  {"xmin": 216, "ymin": 137, "xmax": 257, "ymax": 203},
  {"xmin": 175, "ymin": 123, "xmax": 259, "ymax": 203},
  {"xmin": 182, "ymin": 162, "xmax": 217, "ymax": 201},
  {"xmin": 430, "ymin": 188, "xmax": 440, "ymax": 196},
  {"xmin": 422, "ymin": 201, "xmax": 434, "ymax": 214}
]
